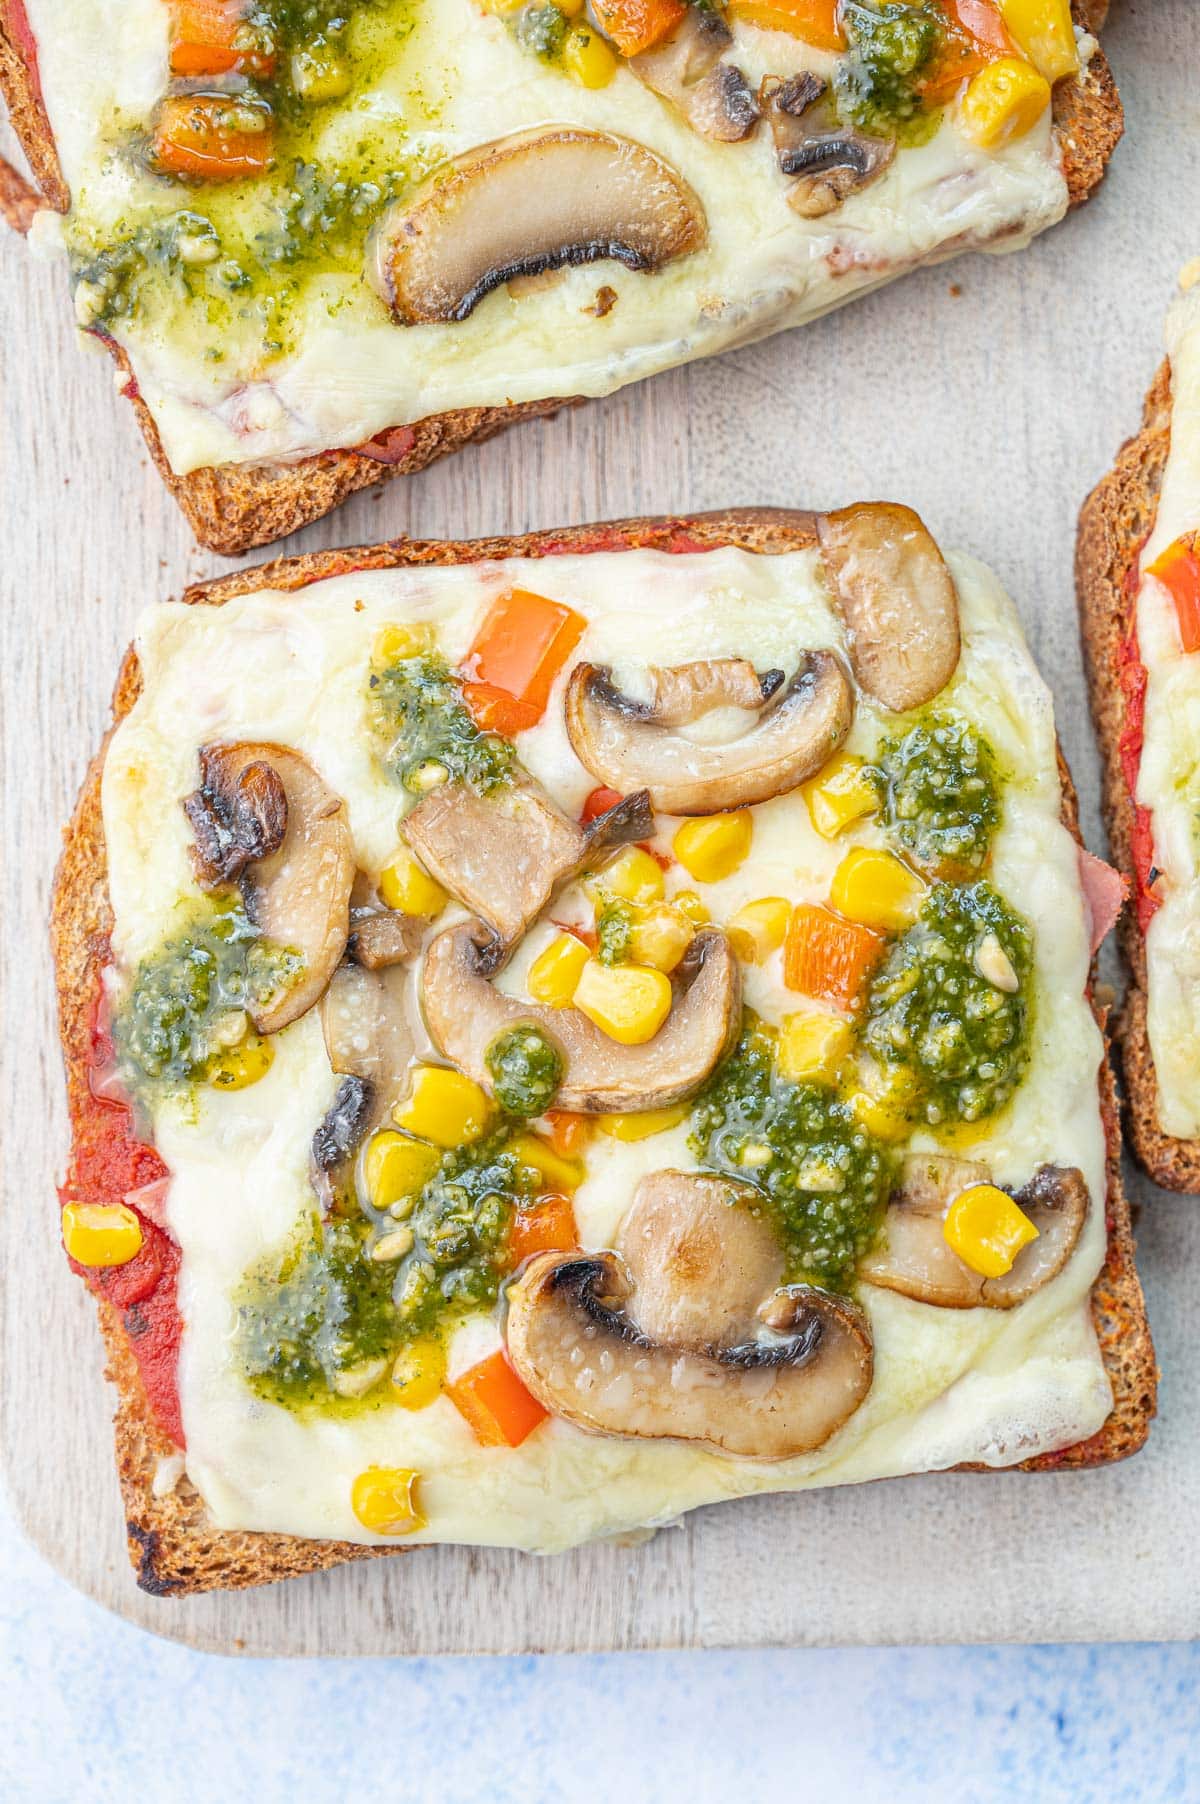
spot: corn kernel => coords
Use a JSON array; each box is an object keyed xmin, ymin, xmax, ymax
[
  {"xmin": 573, "ymin": 958, "xmax": 673, "ymax": 1045},
  {"xmin": 365, "ymin": 1130, "xmax": 441, "ymax": 1211},
  {"xmin": 777, "ymin": 1012, "xmax": 854, "ymax": 1087},
  {"xmin": 205, "ymin": 1029, "xmax": 274, "ymax": 1090},
  {"xmin": 960, "ymin": 56, "xmax": 1051, "ymax": 149},
  {"xmin": 62, "ymin": 1202, "xmax": 144, "ymax": 1268},
  {"xmin": 561, "ymin": 22, "xmax": 618, "ymax": 85},
  {"xmin": 597, "ymin": 1104, "xmax": 688, "ymax": 1140},
  {"xmin": 628, "ymin": 903, "xmax": 694, "ymax": 973},
  {"xmin": 373, "ymin": 622, "xmax": 434, "ymax": 667},
  {"xmin": 394, "ymin": 1065, "xmax": 492, "ymax": 1148},
  {"xmin": 350, "ymin": 1466, "xmax": 426, "ymax": 1536},
  {"xmin": 673, "ymin": 812, "xmax": 753, "ymax": 884},
  {"xmin": 999, "ymin": 0, "xmax": 1078, "ymax": 84},
  {"xmin": 672, "ymin": 889, "xmax": 711, "ymax": 926},
  {"xmin": 379, "ymin": 849, "xmax": 448, "ymax": 917},
  {"xmin": 845, "ymin": 1060, "xmax": 920, "ymax": 1142},
  {"xmin": 527, "ymin": 932, "xmax": 591, "ymax": 1007},
  {"xmin": 801, "ymin": 752, "xmax": 879, "ymax": 839},
  {"xmin": 599, "ymin": 845, "xmax": 665, "ymax": 904},
  {"xmin": 509, "ymin": 1131, "xmax": 585, "ymax": 1193},
  {"xmin": 830, "ymin": 847, "xmax": 925, "ymax": 933},
  {"xmin": 944, "ymin": 1183, "xmax": 1039, "ymax": 1278},
  {"xmin": 391, "ymin": 1338, "xmax": 447, "ymax": 1410},
  {"xmin": 554, "ymin": 0, "xmax": 585, "ymax": 13},
  {"xmin": 727, "ymin": 897, "xmax": 791, "ymax": 964},
  {"xmin": 291, "ymin": 46, "xmax": 352, "ymax": 102}
]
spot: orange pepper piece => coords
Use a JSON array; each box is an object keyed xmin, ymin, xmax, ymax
[
  {"xmin": 581, "ymin": 785, "xmax": 625, "ymax": 825},
  {"xmin": 920, "ymin": 0, "xmax": 1014, "ymax": 103},
  {"xmin": 169, "ymin": 1, "xmax": 276, "ymax": 77},
  {"xmin": 153, "ymin": 94, "xmax": 274, "ymax": 181},
  {"xmin": 590, "ymin": 0, "xmax": 687, "ymax": 57},
  {"xmin": 545, "ymin": 1109, "xmax": 592, "ymax": 1159},
  {"xmin": 507, "ymin": 1194, "xmax": 579, "ymax": 1267},
  {"xmin": 784, "ymin": 903, "xmax": 884, "ymax": 1012},
  {"xmin": 727, "ymin": 0, "xmax": 845, "ymax": 50},
  {"xmin": 1147, "ymin": 534, "xmax": 1200, "ymax": 655},
  {"xmin": 448, "ymin": 1350, "xmax": 548, "ymax": 1448},
  {"xmin": 461, "ymin": 588, "xmax": 586, "ymax": 737}
]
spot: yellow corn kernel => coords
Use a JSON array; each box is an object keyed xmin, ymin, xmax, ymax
[
  {"xmin": 960, "ymin": 56, "xmax": 1051, "ymax": 149},
  {"xmin": 562, "ymin": 22, "xmax": 617, "ymax": 84},
  {"xmin": 830, "ymin": 847, "xmax": 925, "ymax": 933},
  {"xmin": 350, "ymin": 1466, "xmax": 426, "ymax": 1536},
  {"xmin": 509, "ymin": 1131, "xmax": 585, "ymax": 1193},
  {"xmin": 527, "ymin": 932, "xmax": 591, "ymax": 1007},
  {"xmin": 372, "ymin": 622, "xmax": 434, "ymax": 667},
  {"xmin": 554, "ymin": 0, "xmax": 585, "ymax": 14},
  {"xmin": 597, "ymin": 1104, "xmax": 688, "ymax": 1141},
  {"xmin": 628, "ymin": 903, "xmax": 694, "ymax": 973},
  {"xmin": 365, "ymin": 1131, "xmax": 441, "ymax": 1211},
  {"xmin": 599, "ymin": 845, "xmax": 665, "ymax": 904},
  {"xmin": 801, "ymin": 752, "xmax": 879, "ymax": 840},
  {"xmin": 777, "ymin": 1012, "xmax": 854, "ymax": 1087},
  {"xmin": 61, "ymin": 1202, "xmax": 144, "ymax": 1269},
  {"xmin": 999, "ymin": 0, "xmax": 1078, "ymax": 84},
  {"xmin": 944, "ymin": 1183, "xmax": 1039, "ymax": 1278},
  {"xmin": 672, "ymin": 888, "xmax": 711, "ymax": 926},
  {"xmin": 378, "ymin": 849, "xmax": 448, "ymax": 917},
  {"xmin": 394, "ymin": 1065, "xmax": 492, "ymax": 1148},
  {"xmin": 391, "ymin": 1337, "xmax": 448, "ymax": 1410},
  {"xmin": 573, "ymin": 958, "xmax": 673, "ymax": 1045},
  {"xmin": 291, "ymin": 45, "xmax": 353, "ymax": 102},
  {"xmin": 206, "ymin": 1029, "xmax": 274, "ymax": 1091},
  {"xmin": 846, "ymin": 1061, "xmax": 920, "ymax": 1143},
  {"xmin": 673, "ymin": 812, "xmax": 753, "ymax": 884},
  {"xmin": 727, "ymin": 897, "xmax": 791, "ymax": 964}
]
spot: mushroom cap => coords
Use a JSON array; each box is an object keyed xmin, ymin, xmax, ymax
[
  {"xmin": 817, "ymin": 503, "xmax": 961, "ymax": 714},
  {"xmin": 565, "ymin": 651, "xmax": 853, "ymax": 815},
  {"xmin": 370, "ymin": 128, "xmax": 706, "ymax": 326},
  {"xmin": 316, "ymin": 960, "xmax": 416, "ymax": 1206},
  {"xmin": 421, "ymin": 921, "xmax": 740, "ymax": 1113},
  {"xmin": 859, "ymin": 1156, "xmax": 1089, "ymax": 1309},
  {"xmin": 632, "ymin": 15, "xmax": 759, "ymax": 142},
  {"xmin": 505, "ymin": 1172, "xmax": 873, "ymax": 1459},
  {"xmin": 761, "ymin": 76, "xmax": 894, "ymax": 218},
  {"xmin": 189, "ymin": 743, "xmax": 354, "ymax": 1036}
]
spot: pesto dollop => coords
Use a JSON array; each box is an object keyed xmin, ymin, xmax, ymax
[
  {"xmin": 596, "ymin": 898, "xmax": 635, "ymax": 966},
  {"xmin": 875, "ymin": 711, "xmax": 1000, "ymax": 874},
  {"xmin": 689, "ymin": 1017, "xmax": 892, "ymax": 1292},
  {"xmin": 368, "ymin": 650, "xmax": 516, "ymax": 796},
  {"xmin": 863, "ymin": 881, "xmax": 1033, "ymax": 1124},
  {"xmin": 486, "ymin": 1026, "xmax": 564, "ymax": 1117},
  {"xmin": 835, "ymin": 1, "xmax": 945, "ymax": 146}
]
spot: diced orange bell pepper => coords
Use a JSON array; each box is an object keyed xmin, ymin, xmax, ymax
[
  {"xmin": 545, "ymin": 1109, "xmax": 592, "ymax": 1159},
  {"xmin": 507, "ymin": 1194, "xmax": 579, "ymax": 1266},
  {"xmin": 448, "ymin": 1350, "xmax": 548, "ymax": 1448},
  {"xmin": 461, "ymin": 588, "xmax": 586, "ymax": 737},
  {"xmin": 920, "ymin": 0, "xmax": 1015, "ymax": 103},
  {"xmin": 784, "ymin": 903, "xmax": 884, "ymax": 1012},
  {"xmin": 153, "ymin": 94, "xmax": 274, "ymax": 181},
  {"xmin": 169, "ymin": 1, "xmax": 276, "ymax": 78},
  {"xmin": 1147, "ymin": 534, "xmax": 1200, "ymax": 655},
  {"xmin": 581, "ymin": 785, "xmax": 625, "ymax": 825},
  {"xmin": 727, "ymin": 0, "xmax": 845, "ymax": 50},
  {"xmin": 590, "ymin": 0, "xmax": 686, "ymax": 56}
]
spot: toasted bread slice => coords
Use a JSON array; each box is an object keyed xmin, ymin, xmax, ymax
[
  {"xmin": 52, "ymin": 510, "xmax": 1156, "ymax": 1595},
  {"xmin": 3, "ymin": 7, "xmax": 1122, "ymax": 554}
]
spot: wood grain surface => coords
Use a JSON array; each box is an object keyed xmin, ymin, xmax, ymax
[{"xmin": 2, "ymin": 0, "xmax": 1199, "ymax": 1654}]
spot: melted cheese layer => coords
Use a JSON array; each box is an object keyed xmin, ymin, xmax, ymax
[
  {"xmin": 100, "ymin": 544, "xmax": 1110, "ymax": 1551},
  {"xmin": 26, "ymin": 0, "xmax": 1070, "ymax": 475}
]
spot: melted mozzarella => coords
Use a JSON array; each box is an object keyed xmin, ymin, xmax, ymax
[
  {"xmin": 100, "ymin": 544, "xmax": 1110, "ymax": 1551},
  {"xmin": 26, "ymin": 0, "xmax": 1070, "ymax": 475}
]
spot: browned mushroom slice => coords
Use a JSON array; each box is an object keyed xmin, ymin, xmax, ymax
[
  {"xmin": 859, "ymin": 1156, "xmax": 1089, "ymax": 1309},
  {"xmin": 817, "ymin": 503, "xmax": 961, "ymax": 713},
  {"xmin": 186, "ymin": 743, "xmax": 354, "ymax": 1035},
  {"xmin": 505, "ymin": 1171, "xmax": 872, "ymax": 1458},
  {"xmin": 370, "ymin": 129, "xmax": 707, "ymax": 326},
  {"xmin": 402, "ymin": 781, "xmax": 653, "ymax": 968},
  {"xmin": 184, "ymin": 752, "xmax": 288, "ymax": 890},
  {"xmin": 631, "ymin": 12, "xmax": 759, "ymax": 142},
  {"xmin": 761, "ymin": 75, "xmax": 894, "ymax": 217},
  {"xmin": 314, "ymin": 961, "xmax": 416, "ymax": 1206},
  {"xmin": 565, "ymin": 652, "xmax": 852, "ymax": 814},
  {"xmin": 422, "ymin": 922, "xmax": 739, "ymax": 1112},
  {"xmin": 348, "ymin": 909, "xmax": 426, "ymax": 970}
]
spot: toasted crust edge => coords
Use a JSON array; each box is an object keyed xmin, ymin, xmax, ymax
[
  {"xmin": 2, "ymin": 6, "xmax": 1122, "ymax": 553},
  {"xmin": 50, "ymin": 509, "xmax": 1155, "ymax": 1596}
]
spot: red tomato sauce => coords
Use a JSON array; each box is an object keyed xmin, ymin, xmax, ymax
[{"xmin": 1115, "ymin": 552, "xmax": 1162, "ymax": 933}]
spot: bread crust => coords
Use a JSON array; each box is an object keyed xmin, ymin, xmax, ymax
[
  {"xmin": 2, "ymin": 5, "xmax": 1123, "ymax": 553},
  {"xmin": 51, "ymin": 510, "xmax": 1156, "ymax": 1595}
]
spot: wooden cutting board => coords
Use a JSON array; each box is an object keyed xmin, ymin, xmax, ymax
[{"xmin": 2, "ymin": 0, "xmax": 1198, "ymax": 1655}]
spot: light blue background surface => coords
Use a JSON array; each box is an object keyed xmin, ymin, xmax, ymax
[{"xmin": 2, "ymin": 1489, "xmax": 1196, "ymax": 1804}]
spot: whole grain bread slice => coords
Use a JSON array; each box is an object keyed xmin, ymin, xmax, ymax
[
  {"xmin": 52, "ymin": 510, "xmax": 1156, "ymax": 1596},
  {"xmin": 3, "ymin": 5, "xmax": 1122, "ymax": 554}
]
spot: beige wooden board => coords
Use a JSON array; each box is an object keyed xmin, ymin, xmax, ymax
[{"xmin": 2, "ymin": 0, "xmax": 1199, "ymax": 1656}]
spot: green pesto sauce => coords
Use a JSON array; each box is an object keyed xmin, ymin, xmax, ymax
[
  {"xmin": 368, "ymin": 651, "xmax": 516, "ymax": 796},
  {"xmin": 512, "ymin": 3, "xmax": 569, "ymax": 60},
  {"xmin": 835, "ymin": 1, "xmax": 945, "ymax": 147},
  {"xmin": 863, "ymin": 880, "xmax": 1033, "ymax": 1125},
  {"xmin": 115, "ymin": 896, "xmax": 301, "ymax": 1097},
  {"xmin": 486, "ymin": 1026, "xmax": 564, "ymax": 1117},
  {"xmin": 237, "ymin": 1126, "xmax": 540, "ymax": 1407},
  {"xmin": 875, "ymin": 710, "xmax": 1000, "ymax": 874},
  {"xmin": 596, "ymin": 898, "xmax": 635, "ymax": 967},
  {"xmin": 689, "ymin": 1016, "xmax": 892, "ymax": 1293}
]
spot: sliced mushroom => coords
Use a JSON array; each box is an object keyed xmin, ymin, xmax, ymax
[
  {"xmin": 402, "ymin": 781, "xmax": 653, "ymax": 968},
  {"xmin": 422, "ymin": 922, "xmax": 739, "ymax": 1112},
  {"xmin": 314, "ymin": 960, "xmax": 416, "ymax": 1208},
  {"xmin": 817, "ymin": 503, "xmax": 961, "ymax": 713},
  {"xmin": 348, "ymin": 910, "xmax": 426, "ymax": 970},
  {"xmin": 761, "ymin": 76, "xmax": 894, "ymax": 218},
  {"xmin": 370, "ymin": 129, "xmax": 706, "ymax": 326},
  {"xmin": 859, "ymin": 1155, "xmax": 1089, "ymax": 1309},
  {"xmin": 186, "ymin": 743, "xmax": 354, "ymax": 1035},
  {"xmin": 565, "ymin": 652, "xmax": 852, "ymax": 814},
  {"xmin": 505, "ymin": 1171, "xmax": 873, "ymax": 1458},
  {"xmin": 184, "ymin": 753, "xmax": 287, "ymax": 890},
  {"xmin": 631, "ymin": 13, "xmax": 759, "ymax": 143}
]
